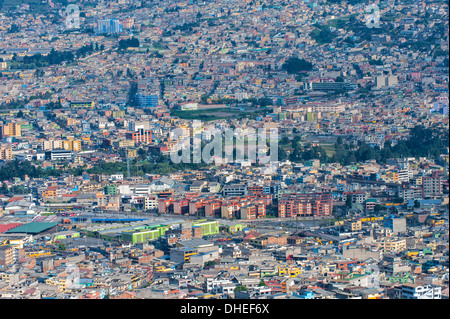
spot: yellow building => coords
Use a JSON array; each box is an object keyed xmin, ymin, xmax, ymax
[
  {"xmin": 278, "ymin": 265, "xmax": 301, "ymax": 278},
  {"xmin": 377, "ymin": 237, "xmax": 406, "ymax": 253},
  {"xmin": 426, "ymin": 217, "xmax": 445, "ymax": 228},
  {"xmin": 115, "ymin": 139, "xmax": 135, "ymax": 148},
  {"xmin": 66, "ymin": 117, "xmax": 78, "ymax": 126},
  {"xmin": 70, "ymin": 101, "xmax": 95, "ymax": 108},
  {"xmin": 120, "ymin": 148, "xmax": 137, "ymax": 158},
  {"xmin": 3, "ymin": 238, "xmax": 25, "ymax": 249},
  {"xmin": 344, "ymin": 219, "xmax": 362, "ymax": 232},
  {"xmin": 385, "ymin": 171, "xmax": 399, "ymax": 183},
  {"xmin": 63, "ymin": 139, "xmax": 81, "ymax": 151},
  {"xmin": 0, "ymin": 122, "xmax": 21, "ymax": 138},
  {"xmin": 112, "ymin": 110, "xmax": 126, "ymax": 118},
  {"xmin": 25, "ymin": 249, "xmax": 51, "ymax": 258},
  {"xmin": 0, "ymin": 145, "xmax": 12, "ymax": 160}
]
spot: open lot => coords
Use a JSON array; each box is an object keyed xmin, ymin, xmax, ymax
[{"xmin": 171, "ymin": 107, "xmax": 271, "ymax": 121}]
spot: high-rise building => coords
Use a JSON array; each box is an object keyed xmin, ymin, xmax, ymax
[
  {"xmin": 422, "ymin": 173, "xmax": 442, "ymax": 198},
  {"xmin": 126, "ymin": 129, "xmax": 152, "ymax": 144},
  {"xmin": 0, "ymin": 122, "xmax": 21, "ymax": 138},
  {"xmin": 95, "ymin": 19, "xmax": 123, "ymax": 34},
  {"xmin": 63, "ymin": 139, "xmax": 82, "ymax": 151},
  {"xmin": 136, "ymin": 93, "xmax": 158, "ymax": 107},
  {"xmin": 384, "ymin": 215, "xmax": 407, "ymax": 235},
  {"xmin": 375, "ymin": 75, "xmax": 398, "ymax": 89},
  {"xmin": 0, "ymin": 145, "xmax": 12, "ymax": 160}
]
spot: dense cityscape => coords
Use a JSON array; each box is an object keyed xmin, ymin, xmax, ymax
[{"xmin": 0, "ymin": 0, "xmax": 448, "ymax": 301}]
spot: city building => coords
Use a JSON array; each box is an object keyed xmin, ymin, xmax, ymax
[{"xmin": 95, "ymin": 19, "xmax": 123, "ymax": 34}]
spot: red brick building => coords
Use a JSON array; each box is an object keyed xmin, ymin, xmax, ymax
[{"xmin": 278, "ymin": 192, "xmax": 333, "ymax": 218}]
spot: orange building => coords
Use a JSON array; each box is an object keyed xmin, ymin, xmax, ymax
[
  {"xmin": 278, "ymin": 193, "xmax": 333, "ymax": 218},
  {"xmin": 126, "ymin": 129, "xmax": 152, "ymax": 144}
]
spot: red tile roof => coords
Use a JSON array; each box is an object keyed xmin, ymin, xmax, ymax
[{"xmin": 0, "ymin": 223, "xmax": 23, "ymax": 233}]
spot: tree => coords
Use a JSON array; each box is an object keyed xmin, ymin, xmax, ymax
[
  {"xmin": 346, "ymin": 194, "xmax": 353, "ymax": 210},
  {"xmin": 34, "ymin": 68, "xmax": 45, "ymax": 78},
  {"xmin": 280, "ymin": 136, "xmax": 290, "ymax": 145},
  {"xmin": 310, "ymin": 26, "xmax": 335, "ymax": 45},
  {"xmin": 7, "ymin": 23, "xmax": 20, "ymax": 33},
  {"xmin": 292, "ymin": 135, "xmax": 301, "ymax": 148},
  {"xmin": 289, "ymin": 146, "xmax": 302, "ymax": 162},
  {"xmin": 282, "ymin": 57, "xmax": 313, "ymax": 74},
  {"xmin": 138, "ymin": 148, "xmax": 147, "ymax": 160},
  {"xmin": 127, "ymin": 81, "xmax": 138, "ymax": 106},
  {"xmin": 258, "ymin": 279, "xmax": 267, "ymax": 287},
  {"xmin": 414, "ymin": 200, "xmax": 421, "ymax": 208},
  {"xmin": 234, "ymin": 285, "xmax": 248, "ymax": 292},
  {"xmin": 278, "ymin": 147, "xmax": 288, "ymax": 161},
  {"xmin": 374, "ymin": 204, "xmax": 383, "ymax": 214}
]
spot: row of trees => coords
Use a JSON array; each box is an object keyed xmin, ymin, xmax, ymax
[
  {"xmin": 281, "ymin": 125, "xmax": 449, "ymax": 166},
  {"xmin": 11, "ymin": 43, "xmax": 104, "ymax": 70},
  {"xmin": 0, "ymin": 160, "xmax": 63, "ymax": 182},
  {"xmin": 1, "ymin": 126, "xmax": 446, "ymax": 183},
  {"xmin": 0, "ymin": 154, "xmax": 208, "ymax": 184},
  {"xmin": 0, "ymin": 91, "xmax": 52, "ymax": 110}
]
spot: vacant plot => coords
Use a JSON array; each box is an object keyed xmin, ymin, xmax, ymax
[
  {"xmin": 171, "ymin": 107, "xmax": 270, "ymax": 121},
  {"xmin": 321, "ymin": 144, "xmax": 336, "ymax": 157}
]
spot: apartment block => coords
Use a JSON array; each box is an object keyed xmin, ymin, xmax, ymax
[
  {"xmin": 422, "ymin": 174, "xmax": 442, "ymax": 198},
  {"xmin": 0, "ymin": 122, "xmax": 21, "ymax": 138},
  {"xmin": 0, "ymin": 245, "xmax": 14, "ymax": 266},
  {"xmin": 401, "ymin": 284, "xmax": 441, "ymax": 299},
  {"xmin": 0, "ymin": 145, "xmax": 12, "ymax": 160},
  {"xmin": 126, "ymin": 129, "xmax": 152, "ymax": 144},
  {"xmin": 278, "ymin": 193, "xmax": 333, "ymax": 218},
  {"xmin": 222, "ymin": 183, "xmax": 248, "ymax": 197}
]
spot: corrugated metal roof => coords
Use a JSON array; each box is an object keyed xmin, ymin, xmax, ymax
[
  {"xmin": 0, "ymin": 223, "xmax": 23, "ymax": 234},
  {"xmin": 5, "ymin": 222, "xmax": 57, "ymax": 234}
]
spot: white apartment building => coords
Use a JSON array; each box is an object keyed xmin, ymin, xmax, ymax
[
  {"xmin": 144, "ymin": 195, "xmax": 158, "ymax": 210},
  {"xmin": 401, "ymin": 284, "xmax": 441, "ymax": 299}
]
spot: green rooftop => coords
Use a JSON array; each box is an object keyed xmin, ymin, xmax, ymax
[{"xmin": 5, "ymin": 222, "xmax": 58, "ymax": 234}]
